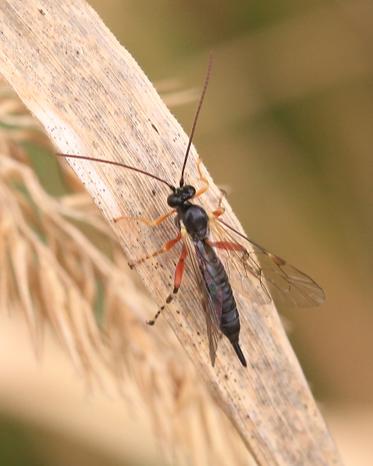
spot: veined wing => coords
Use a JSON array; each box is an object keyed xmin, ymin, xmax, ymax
[
  {"xmin": 211, "ymin": 218, "xmax": 325, "ymax": 308},
  {"xmin": 208, "ymin": 221, "xmax": 271, "ymax": 306},
  {"xmin": 183, "ymin": 235, "xmax": 223, "ymax": 366}
]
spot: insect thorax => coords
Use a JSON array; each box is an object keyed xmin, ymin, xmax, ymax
[{"xmin": 179, "ymin": 204, "xmax": 209, "ymax": 241}]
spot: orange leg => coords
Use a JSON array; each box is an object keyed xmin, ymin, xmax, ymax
[
  {"xmin": 209, "ymin": 240, "xmax": 262, "ymax": 279},
  {"xmin": 147, "ymin": 243, "xmax": 188, "ymax": 325},
  {"xmin": 208, "ymin": 241, "xmax": 246, "ymax": 252},
  {"xmin": 113, "ymin": 209, "xmax": 175, "ymax": 226},
  {"xmin": 129, "ymin": 232, "xmax": 181, "ymax": 268},
  {"xmin": 193, "ymin": 158, "xmax": 209, "ymax": 198},
  {"xmin": 217, "ymin": 188, "xmax": 227, "ymax": 208},
  {"xmin": 210, "ymin": 206, "xmax": 225, "ymax": 220}
]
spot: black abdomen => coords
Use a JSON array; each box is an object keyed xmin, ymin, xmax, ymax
[{"xmin": 196, "ymin": 241, "xmax": 247, "ymax": 366}]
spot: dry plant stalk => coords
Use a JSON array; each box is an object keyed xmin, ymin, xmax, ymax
[
  {"xmin": 0, "ymin": 80, "xmax": 253, "ymax": 466},
  {"xmin": 0, "ymin": 1, "xmax": 343, "ymax": 465}
]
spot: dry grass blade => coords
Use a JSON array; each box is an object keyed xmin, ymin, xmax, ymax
[
  {"xmin": 0, "ymin": 83, "xmax": 255, "ymax": 466},
  {"xmin": 0, "ymin": 1, "xmax": 343, "ymax": 465}
]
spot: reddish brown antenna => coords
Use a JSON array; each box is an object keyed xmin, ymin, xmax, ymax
[
  {"xmin": 56, "ymin": 153, "xmax": 175, "ymax": 190},
  {"xmin": 179, "ymin": 53, "xmax": 213, "ymax": 187}
]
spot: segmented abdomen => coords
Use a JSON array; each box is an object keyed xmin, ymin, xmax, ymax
[{"xmin": 195, "ymin": 241, "xmax": 241, "ymax": 342}]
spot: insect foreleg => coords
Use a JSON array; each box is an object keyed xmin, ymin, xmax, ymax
[
  {"xmin": 193, "ymin": 158, "xmax": 209, "ymax": 198},
  {"xmin": 129, "ymin": 231, "xmax": 181, "ymax": 268},
  {"xmin": 217, "ymin": 188, "xmax": 228, "ymax": 208},
  {"xmin": 113, "ymin": 209, "xmax": 176, "ymax": 226},
  {"xmin": 147, "ymin": 242, "xmax": 188, "ymax": 325}
]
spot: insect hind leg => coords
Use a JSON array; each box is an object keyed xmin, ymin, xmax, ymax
[{"xmin": 147, "ymin": 242, "xmax": 188, "ymax": 325}]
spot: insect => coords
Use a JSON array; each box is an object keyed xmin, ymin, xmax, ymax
[{"xmin": 56, "ymin": 57, "xmax": 325, "ymax": 367}]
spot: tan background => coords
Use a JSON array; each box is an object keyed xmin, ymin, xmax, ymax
[
  {"xmin": 89, "ymin": 0, "xmax": 373, "ymax": 404},
  {"xmin": 91, "ymin": 0, "xmax": 373, "ymax": 461}
]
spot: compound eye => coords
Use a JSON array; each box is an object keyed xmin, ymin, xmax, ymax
[
  {"xmin": 184, "ymin": 185, "xmax": 196, "ymax": 199},
  {"xmin": 167, "ymin": 194, "xmax": 180, "ymax": 207}
]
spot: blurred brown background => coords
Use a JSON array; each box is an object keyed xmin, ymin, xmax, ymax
[
  {"xmin": 91, "ymin": 0, "xmax": 373, "ymax": 462},
  {"xmin": 90, "ymin": 0, "xmax": 373, "ymax": 402},
  {"xmin": 1, "ymin": 0, "xmax": 372, "ymax": 465}
]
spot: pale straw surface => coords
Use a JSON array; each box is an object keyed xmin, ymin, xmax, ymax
[{"xmin": 0, "ymin": 78, "xmax": 252, "ymax": 466}]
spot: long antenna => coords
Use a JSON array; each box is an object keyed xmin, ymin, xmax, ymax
[
  {"xmin": 56, "ymin": 153, "xmax": 175, "ymax": 190},
  {"xmin": 179, "ymin": 53, "xmax": 213, "ymax": 187}
]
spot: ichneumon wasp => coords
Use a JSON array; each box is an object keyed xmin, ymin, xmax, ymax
[{"xmin": 56, "ymin": 56, "xmax": 325, "ymax": 367}]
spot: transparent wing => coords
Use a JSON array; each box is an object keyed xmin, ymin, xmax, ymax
[
  {"xmin": 209, "ymin": 222, "xmax": 271, "ymax": 306},
  {"xmin": 183, "ymin": 235, "xmax": 223, "ymax": 366},
  {"xmin": 211, "ymin": 218, "xmax": 325, "ymax": 308}
]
